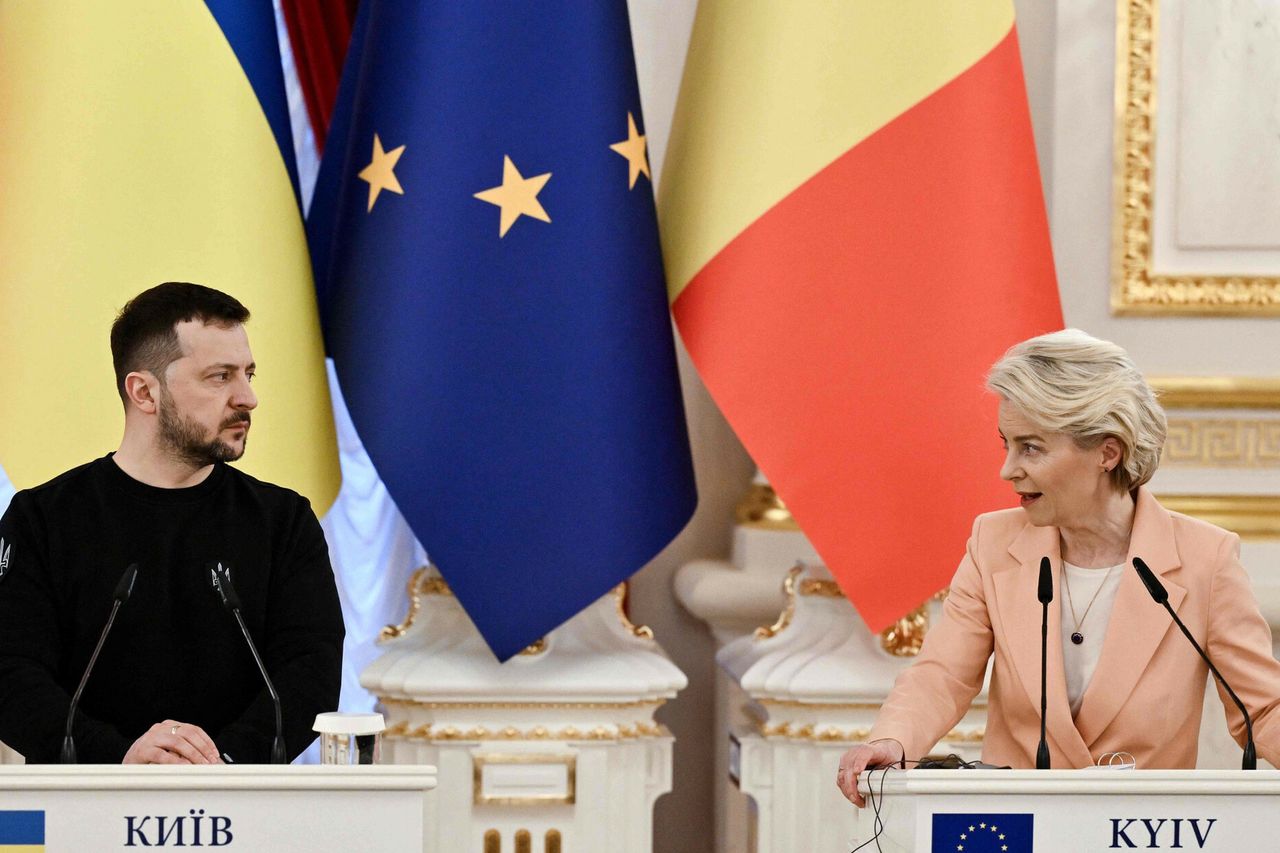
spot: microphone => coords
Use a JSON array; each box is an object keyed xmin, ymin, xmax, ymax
[
  {"xmin": 208, "ymin": 562, "xmax": 286, "ymax": 764},
  {"xmin": 1132, "ymin": 557, "xmax": 1256, "ymax": 770},
  {"xmin": 1036, "ymin": 556, "xmax": 1052, "ymax": 769},
  {"xmin": 62, "ymin": 563, "xmax": 139, "ymax": 764}
]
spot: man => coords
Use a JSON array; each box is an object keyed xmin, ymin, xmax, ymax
[{"xmin": 0, "ymin": 282, "xmax": 344, "ymax": 763}]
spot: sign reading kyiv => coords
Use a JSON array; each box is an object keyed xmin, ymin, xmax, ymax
[{"xmin": 124, "ymin": 811, "xmax": 233, "ymax": 848}]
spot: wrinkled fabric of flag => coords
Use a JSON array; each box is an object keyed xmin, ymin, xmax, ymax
[
  {"xmin": 308, "ymin": 0, "xmax": 697, "ymax": 660},
  {"xmin": 0, "ymin": 0, "xmax": 339, "ymax": 513}
]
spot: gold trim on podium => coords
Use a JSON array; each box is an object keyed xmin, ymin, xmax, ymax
[
  {"xmin": 754, "ymin": 564, "xmax": 804, "ymax": 640},
  {"xmin": 613, "ymin": 583, "xmax": 655, "ymax": 640},
  {"xmin": 474, "ymin": 753, "xmax": 577, "ymax": 806},
  {"xmin": 379, "ymin": 566, "xmax": 434, "ymax": 642}
]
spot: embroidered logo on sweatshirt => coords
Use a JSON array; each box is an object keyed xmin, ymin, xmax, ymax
[{"xmin": 0, "ymin": 537, "xmax": 10, "ymax": 583}]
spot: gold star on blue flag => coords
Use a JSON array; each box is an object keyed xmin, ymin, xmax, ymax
[{"xmin": 307, "ymin": 0, "xmax": 696, "ymax": 660}]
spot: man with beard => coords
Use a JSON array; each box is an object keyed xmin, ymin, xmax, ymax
[{"xmin": 0, "ymin": 283, "xmax": 343, "ymax": 763}]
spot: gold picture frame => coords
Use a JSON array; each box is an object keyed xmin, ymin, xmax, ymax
[{"xmin": 1110, "ymin": 0, "xmax": 1280, "ymax": 315}]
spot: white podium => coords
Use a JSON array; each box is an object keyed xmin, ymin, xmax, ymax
[
  {"xmin": 0, "ymin": 765, "xmax": 436, "ymax": 852},
  {"xmin": 854, "ymin": 769, "xmax": 1280, "ymax": 852}
]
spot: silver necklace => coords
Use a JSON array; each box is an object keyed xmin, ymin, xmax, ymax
[{"xmin": 1063, "ymin": 564, "xmax": 1117, "ymax": 645}]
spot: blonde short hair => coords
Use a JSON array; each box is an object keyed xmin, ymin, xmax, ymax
[{"xmin": 986, "ymin": 329, "xmax": 1166, "ymax": 491}]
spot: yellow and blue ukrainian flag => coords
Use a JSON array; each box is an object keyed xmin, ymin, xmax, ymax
[
  {"xmin": 0, "ymin": 811, "xmax": 43, "ymax": 852},
  {"xmin": 0, "ymin": 1, "xmax": 338, "ymax": 511},
  {"xmin": 308, "ymin": 1, "xmax": 697, "ymax": 660}
]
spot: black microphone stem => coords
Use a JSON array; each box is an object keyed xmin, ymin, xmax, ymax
[
  {"xmin": 1038, "ymin": 598, "xmax": 1050, "ymax": 769},
  {"xmin": 61, "ymin": 600, "xmax": 121, "ymax": 764},
  {"xmin": 1036, "ymin": 556, "xmax": 1052, "ymax": 770},
  {"xmin": 1159, "ymin": 596, "xmax": 1255, "ymax": 770},
  {"xmin": 62, "ymin": 563, "xmax": 138, "ymax": 764},
  {"xmin": 229, "ymin": 608, "xmax": 287, "ymax": 765},
  {"xmin": 1133, "ymin": 557, "xmax": 1256, "ymax": 770}
]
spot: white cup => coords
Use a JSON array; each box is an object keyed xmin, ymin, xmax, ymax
[{"xmin": 313, "ymin": 712, "xmax": 385, "ymax": 765}]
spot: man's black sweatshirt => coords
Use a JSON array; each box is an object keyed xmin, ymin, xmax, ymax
[{"xmin": 0, "ymin": 454, "xmax": 344, "ymax": 763}]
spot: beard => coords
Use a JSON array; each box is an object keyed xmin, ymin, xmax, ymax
[{"xmin": 158, "ymin": 392, "xmax": 250, "ymax": 466}]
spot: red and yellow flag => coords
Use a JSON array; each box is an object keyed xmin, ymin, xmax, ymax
[{"xmin": 661, "ymin": 0, "xmax": 1063, "ymax": 631}]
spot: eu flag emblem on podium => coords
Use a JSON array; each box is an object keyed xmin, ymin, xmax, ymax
[
  {"xmin": 0, "ymin": 811, "xmax": 44, "ymax": 851},
  {"xmin": 932, "ymin": 813, "xmax": 1032, "ymax": 852},
  {"xmin": 308, "ymin": 1, "xmax": 697, "ymax": 660}
]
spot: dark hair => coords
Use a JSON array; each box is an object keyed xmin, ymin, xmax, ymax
[{"xmin": 110, "ymin": 282, "xmax": 250, "ymax": 403}]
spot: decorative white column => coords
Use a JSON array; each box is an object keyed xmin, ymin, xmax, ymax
[
  {"xmin": 674, "ymin": 475, "xmax": 985, "ymax": 852},
  {"xmin": 718, "ymin": 561, "xmax": 987, "ymax": 853},
  {"xmin": 362, "ymin": 568, "xmax": 684, "ymax": 853}
]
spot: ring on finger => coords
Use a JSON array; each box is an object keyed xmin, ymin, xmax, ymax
[{"xmin": 170, "ymin": 725, "xmax": 180, "ymax": 735}]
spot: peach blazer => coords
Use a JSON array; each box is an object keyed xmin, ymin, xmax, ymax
[{"xmin": 868, "ymin": 487, "xmax": 1280, "ymax": 768}]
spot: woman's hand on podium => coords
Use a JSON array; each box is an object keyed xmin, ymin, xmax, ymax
[
  {"xmin": 836, "ymin": 739, "xmax": 904, "ymax": 807},
  {"xmin": 122, "ymin": 719, "xmax": 223, "ymax": 765}
]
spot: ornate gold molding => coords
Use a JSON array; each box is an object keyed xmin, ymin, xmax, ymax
[
  {"xmin": 879, "ymin": 604, "xmax": 930, "ymax": 657},
  {"xmin": 613, "ymin": 583, "xmax": 655, "ymax": 640},
  {"xmin": 754, "ymin": 563, "xmax": 803, "ymax": 640},
  {"xmin": 798, "ymin": 579, "xmax": 843, "ymax": 597},
  {"xmin": 759, "ymin": 722, "xmax": 871, "ymax": 741},
  {"xmin": 1151, "ymin": 377, "xmax": 1280, "ymax": 409},
  {"xmin": 1163, "ymin": 419, "xmax": 1280, "ymax": 468},
  {"xmin": 735, "ymin": 483, "xmax": 801, "ymax": 531},
  {"xmin": 1157, "ymin": 495, "xmax": 1280, "ymax": 539},
  {"xmin": 474, "ymin": 753, "xmax": 576, "ymax": 806},
  {"xmin": 379, "ymin": 567, "xmax": 455, "ymax": 642},
  {"xmin": 379, "ymin": 566, "xmax": 430, "ymax": 642},
  {"xmin": 388, "ymin": 721, "xmax": 665, "ymax": 743},
  {"xmin": 756, "ymin": 719, "xmax": 985, "ymax": 744},
  {"xmin": 519, "ymin": 638, "xmax": 548, "ymax": 656},
  {"xmin": 758, "ymin": 699, "xmax": 884, "ymax": 712},
  {"xmin": 1110, "ymin": 0, "xmax": 1280, "ymax": 314},
  {"xmin": 379, "ymin": 696, "xmax": 665, "ymax": 711}
]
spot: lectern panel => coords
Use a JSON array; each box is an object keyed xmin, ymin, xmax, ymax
[{"xmin": 855, "ymin": 769, "xmax": 1280, "ymax": 852}]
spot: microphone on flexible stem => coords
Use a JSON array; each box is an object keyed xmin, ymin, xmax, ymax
[
  {"xmin": 1036, "ymin": 556, "xmax": 1053, "ymax": 770},
  {"xmin": 62, "ymin": 563, "xmax": 139, "ymax": 764},
  {"xmin": 1132, "ymin": 557, "xmax": 1256, "ymax": 770},
  {"xmin": 208, "ymin": 562, "xmax": 286, "ymax": 765}
]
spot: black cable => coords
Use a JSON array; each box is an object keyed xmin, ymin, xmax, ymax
[
  {"xmin": 848, "ymin": 755, "xmax": 1011, "ymax": 852},
  {"xmin": 850, "ymin": 764, "xmax": 893, "ymax": 852}
]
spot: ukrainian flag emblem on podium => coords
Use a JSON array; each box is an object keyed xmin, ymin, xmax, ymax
[
  {"xmin": 932, "ymin": 813, "xmax": 1033, "ymax": 852},
  {"xmin": 0, "ymin": 811, "xmax": 43, "ymax": 852}
]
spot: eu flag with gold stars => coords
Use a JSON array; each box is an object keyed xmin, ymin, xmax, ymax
[
  {"xmin": 932, "ymin": 813, "xmax": 1033, "ymax": 852},
  {"xmin": 308, "ymin": 1, "xmax": 696, "ymax": 660}
]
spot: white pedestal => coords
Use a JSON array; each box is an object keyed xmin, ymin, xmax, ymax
[{"xmin": 363, "ymin": 569, "xmax": 683, "ymax": 853}]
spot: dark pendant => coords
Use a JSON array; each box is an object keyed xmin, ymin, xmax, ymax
[{"xmin": 1071, "ymin": 632, "xmax": 1084, "ymax": 645}]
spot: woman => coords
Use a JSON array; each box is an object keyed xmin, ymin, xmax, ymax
[{"xmin": 836, "ymin": 329, "xmax": 1280, "ymax": 806}]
